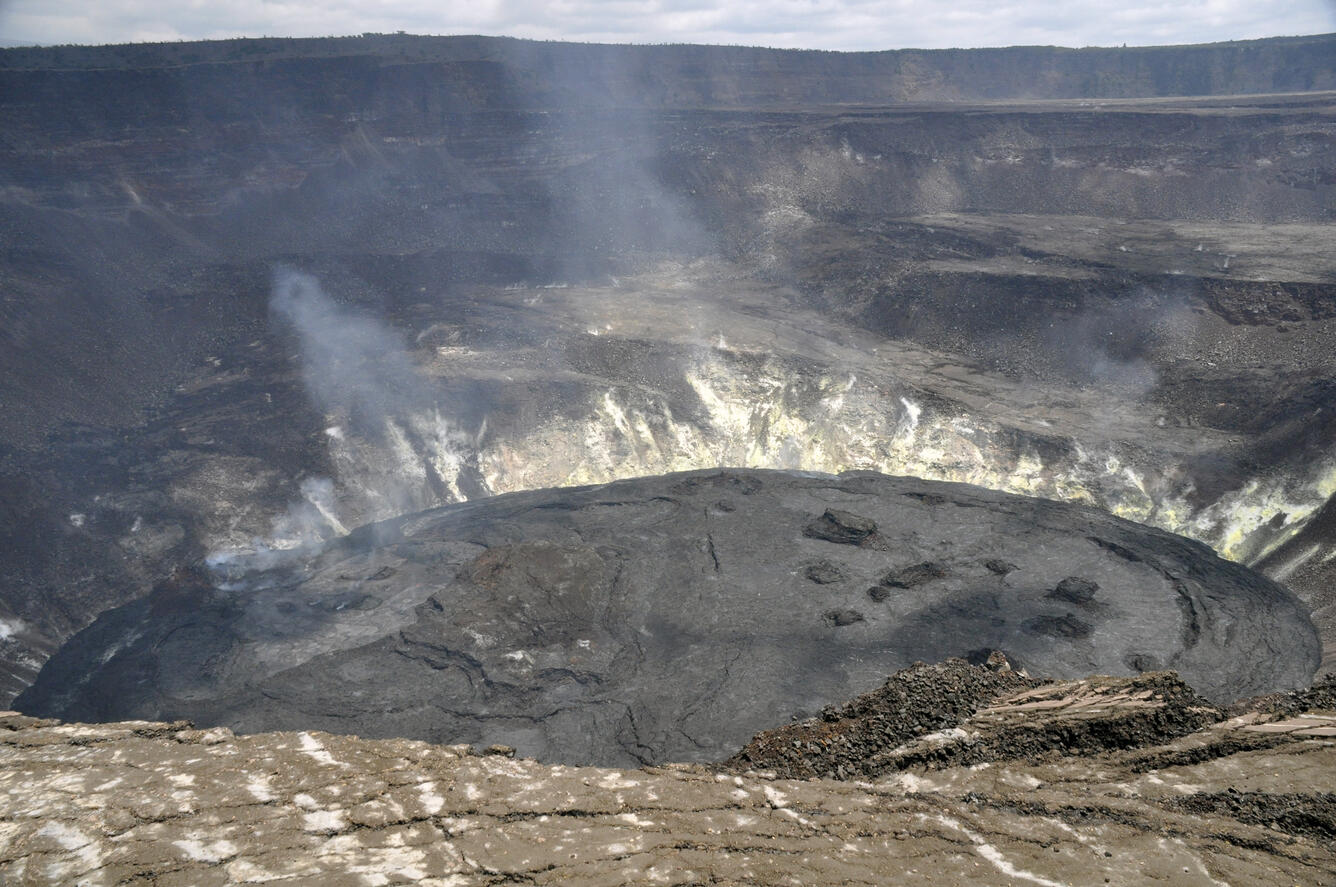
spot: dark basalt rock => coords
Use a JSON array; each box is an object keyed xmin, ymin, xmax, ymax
[
  {"xmin": 1048, "ymin": 576, "xmax": 1099, "ymax": 604},
  {"xmin": 1227, "ymin": 672, "xmax": 1336, "ymax": 720},
  {"xmin": 803, "ymin": 509, "xmax": 878, "ymax": 546},
  {"xmin": 729, "ymin": 657, "xmax": 1040, "ymax": 779},
  {"xmin": 1124, "ymin": 652, "xmax": 1163, "ymax": 672},
  {"xmin": 727, "ymin": 658, "xmax": 1033, "ymax": 778},
  {"xmin": 1171, "ymin": 791, "xmax": 1336, "ymax": 842},
  {"xmin": 984, "ymin": 559, "xmax": 1019, "ymax": 576},
  {"xmin": 882, "ymin": 561, "xmax": 949, "ymax": 588},
  {"xmin": 823, "ymin": 608, "xmax": 866, "ymax": 627},
  {"xmin": 803, "ymin": 560, "xmax": 845, "ymax": 584},
  {"xmin": 728, "ymin": 659, "xmax": 1224, "ymax": 780},
  {"xmin": 1025, "ymin": 612, "xmax": 1094, "ymax": 639},
  {"xmin": 15, "ymin": 469, "xmax": 1320, "ymax": 767}
]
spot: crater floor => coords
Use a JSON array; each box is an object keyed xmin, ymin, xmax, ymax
[{"xmin": 16, "ymin": 469, "xmax": 1317, "ymax": 767}]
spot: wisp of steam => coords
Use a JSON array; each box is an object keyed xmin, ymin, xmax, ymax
[
  {"xmin": 207, "ymin": 270, "xmax": 470, "ymax": 582},
  {"xmin": 271, "ymin": 269, "xmax": 431, "ymax": 437}
]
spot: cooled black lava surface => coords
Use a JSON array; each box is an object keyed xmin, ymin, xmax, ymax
[{"xmin": 17, "ymin": 469, "xmax": 1318, "ymax": 767}]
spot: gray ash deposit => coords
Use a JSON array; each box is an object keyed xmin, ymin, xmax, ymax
[{"xmin": 16, "ymin": 469, "xmax": 1318, "ymax": 767}]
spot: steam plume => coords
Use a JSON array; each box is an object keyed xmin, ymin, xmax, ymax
[
  {"xmin": 207, "ymin": 270, "xmax": 472, "ymax": 579},
  {"xmin": 270, "ymin": 269, "xmax": 429, "ymax": 437}
]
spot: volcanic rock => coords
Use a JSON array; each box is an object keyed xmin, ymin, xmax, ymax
[
  {"xmin": 729, "ymin": 658, "xmax": 1222, "ymax": 780},
  {"xmin": 822, "ymin": 608, "xmax": 866, "ymax": 627},
  {"xmin": 1049, "ymin": 575, "xmax": 1100, "ymax": 604},
  {"xmin": 3, "ymin": 661, "xmax": 1336, "ymax": 885},
  {"xmin": 728, "ymin": 657, "xmax": 1040, "ymax": 778},
  {"xmin": 1025, "ymin": 612, "xmax": 1095, "ymax": 639},
  {"xmin": 802, "ymin": 559, "xmax": 845, "ymax": 584},
  {"xmin": 802, "ymin": 508, "xmax": 880, "ymax": 546},
  {"xmin": 882, "ymin": 560, "xmax": 949, "ymax": 588},
  {"xmin": 15, "ymin": 469, "xmax": 1319, "ymax": 767}
]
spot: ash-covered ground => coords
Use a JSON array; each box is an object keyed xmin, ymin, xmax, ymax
[{"xmin": 4, "ymin": 659, "xmax": 1335, "ymax": 885}]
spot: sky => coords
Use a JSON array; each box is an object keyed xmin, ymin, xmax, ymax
[{"xmin": 0, "ymin": 1, "xmax": 1333, "ymax": 51}]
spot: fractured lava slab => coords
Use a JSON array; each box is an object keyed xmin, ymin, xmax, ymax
[
  {"xmin": 16, "ymin": 469, "xmax": 1319, "ymax": 766},
  {"xmin": 2, "ymin": 665, "xmax": 1336, "ymax": 885}
]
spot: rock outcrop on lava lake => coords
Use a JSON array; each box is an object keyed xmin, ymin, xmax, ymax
[
  {"xmin": 15, "ymin": 469, "xmax": 1317, "ymax": 767},
  {"xmin": 4, "ymin": 659, "xmax": 1335, "ymax": 885}
]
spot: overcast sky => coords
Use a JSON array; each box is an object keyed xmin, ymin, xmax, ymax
[{"xmin": 1, "ymin": 1, "xmax": 1333, "ymax": 51}]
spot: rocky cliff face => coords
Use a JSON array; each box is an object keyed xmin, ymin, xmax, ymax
[
  {"xmin": 1, "ymin": 36, "xmax": 1334, "ymax": 703},
  {"xmin": 5, "ymin": 33, "xmax": 1335, "ymax": 116},
  {"xmin": 3, "ymin": 661, "xmax": 1334, "ymax": 885}
]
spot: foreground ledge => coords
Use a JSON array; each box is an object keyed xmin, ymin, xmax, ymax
[{"xmin": 2, "ymin": 672, "xmax": 1334, "ymax": 886}]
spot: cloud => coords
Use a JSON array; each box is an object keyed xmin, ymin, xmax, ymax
[{"xmin": 1, "ymin": 0, "xmax": 1332, "ymax": 50}]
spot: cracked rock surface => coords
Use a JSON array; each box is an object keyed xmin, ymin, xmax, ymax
[
  {"xmin": 16, "ymin": 469, "xmax": 1318, "ymax": 767},
  {"xmin": 2, "ymin": 664, "xmax": 1335, "ymax": 885}
]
